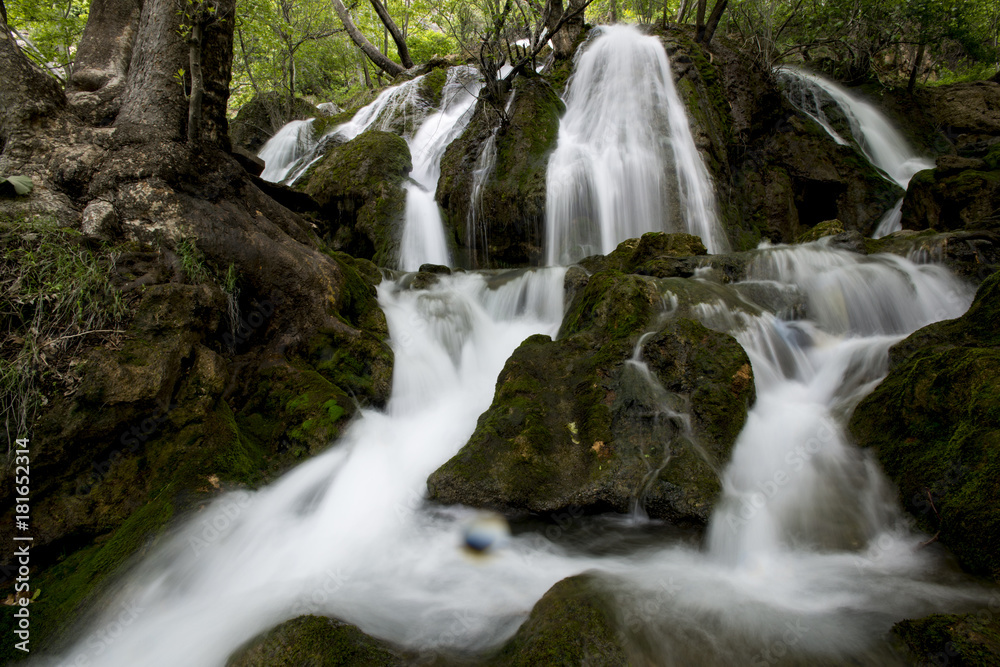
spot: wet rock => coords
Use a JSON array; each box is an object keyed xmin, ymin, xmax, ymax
[
  {"xmin": 427, "ymin": 270, "xmax": 754, "ymax": 523},
  {"xmin": 489, "ymin": 574, "xmax": 628, "ymax": 666},
  {"xmin": 299, "ymin": 130, "xmax": 412, "ymax": 267},
  {"xmin": 936, "ymin": 155, "xmax": 988, "ymax": 175},
  {"xmin": 914, "ymin": 81, "xmax": 1000, "ymax": 152},
  {"xmin": 437, "ymin": 75, "xmax": 564, "ymax": 267},
  {"xmin": 850, "ymin": 271, "xmax": 1000, "ymax": 578},
  {"xmin": 796, "ymin": 219, "xmax": 845, "ymax": 243},
  {"xmin": 227, "ymin": 615, "xmax": 406, "ymax": 666},
  {"xmin": 865, "ymin": 230, "xmax": 1000, "ymax": 284},
  {"xmin": 901, "ymin": 164, "xmax": 1000, "ymax": 234}
]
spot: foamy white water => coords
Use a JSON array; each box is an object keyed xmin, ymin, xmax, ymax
[
  {"xmin": 546, "ymin": 24, "xmax": 727, "ymax": 265},
  {"xmin": 399, "ymin": 67, "xmax": 482, "ymax": 271},
  {"xmin": 257, "ymin": 119, "xmax": 317, "ymax": 183}
]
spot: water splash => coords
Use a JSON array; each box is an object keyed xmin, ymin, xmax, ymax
[{"xmin": 545, "ymin": 24, "xmax": 728, "ymax": 265}]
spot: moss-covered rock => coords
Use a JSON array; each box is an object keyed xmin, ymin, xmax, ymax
[
  {"xmin": 797, "ymin": 219, "xmax": 845, "ymax": 243},
  {"xmin": 893, "ymin": 612, "xmax": 1000, "ymax": 666},
  {"xmin": 427, "ymin": 270, "xmax": 754, "ymax": 523},
  {"xmin": 901, "ymin": 165, "xmax": 1000, "ymax": 234},
  {"xmin": 864, "ymin": 229, "xmax": 1000, "ymax": 284},
  {"xmin": 300, "ymin": 130, "xmax": 412, "ymax": 267},
  {"xmin": 437, "ymin": 74, "xmax": 564, "ymax": 268},
  {"xmin": 489, "ymin": 574, "xmax": 628, "ymax": 666},
  {"xmin": 849, "ymin": 270, "xmax": 1000, "ymax": 578},
  {"xmin": 227, "ymin": 615, "xmax": 405, "ymax": 666}
]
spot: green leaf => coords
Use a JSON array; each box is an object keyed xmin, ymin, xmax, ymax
[{"xmin": 0, "ymin": 175, "xmax": 34, "ymax": 197}]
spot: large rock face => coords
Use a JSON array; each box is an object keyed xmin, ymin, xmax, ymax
[
  {"xmin": 914, "ymin": 81, "xmax": 1000, "ymax": 152},
  {"xmin": 850, "ymin": 270, "xmax": 1000, "ymax": 579},
  {"xmin": 428, "ymin": 244, "xmax": 755, "ymax": 523},
  {"xmin": 656, "ymin": 27, "xmax": 902, "ymax": 248},
  {"xmin": 437, "ymin": 74, "xmax": 564, "ymax": 267},
  {"xmin": 299, "ymin": 130, "xmax": 412, "ymax": 266}
]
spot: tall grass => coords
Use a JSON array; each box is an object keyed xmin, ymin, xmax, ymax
[{"xmin": 1, "ymin": 216, "xmax": 128, "ymax": 456}]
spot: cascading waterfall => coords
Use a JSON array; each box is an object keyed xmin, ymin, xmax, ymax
[
  {"xmin": 257, "ymin": 75, "xmax": 429, "ymax": 186},
  {"xmin": 50, "ymin": 241, "xmax": 992, "ymax": 667},
  {"xmin": 545, "ymin": 24, "xmax": 728, "ymax": 265},
  {"xmin": 257, "ymin": 119, "xmax": 317, "ymax": 183},
  {"xmin": 775, "ymin": 67, "xmax": 935, "ymax": 238},
  {"xmin": 49, "ymin": 34, "xmax": 998, "ymax": 667},
  {"xmin": 465, "ymin": 92, "xmax": 514, "ymax": 267},
  {"xmin": 400, "ymin": 66, "xmax": 483, "ymax": 270}
]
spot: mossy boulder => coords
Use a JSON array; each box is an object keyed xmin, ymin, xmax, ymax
[
  {"xmin": 796, "ymin": 219, "xmax": 845, "ymax": 243},
  {"xmin": 300, "ymin": 130, "xmax": 412, "ymax": 267},
  {"xmin": 227, "ymin": 615, "xmax": 405, "ymax": 666},
  {"xmin": 428, "ymin": 270, "xmax": 754, "ymax": 523},
  {"xmin": 893, "ymin": 612, "xmax": 1000, "ymax": 666},
  {"xmin": 900, "ymin": 165, "xmax": 1000, "ymax": 234},
  {"xmin": 579, "ymin": 232, "xmax": 711, "ymax": 279},
  {"xmin": 489, "ymin": 574, "xmax": 628, "ymax": 666},
  {"xmin": 849, "ymin": 270, "xmax": 1000, "ymax": 578},
  {"xmin": 437, "ymin": 74, "xmax": 564, "ymax": 267}
]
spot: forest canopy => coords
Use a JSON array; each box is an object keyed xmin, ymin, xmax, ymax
[{"xmin": 5, "ymin": 0, "xmax": 999, "ymax": 117}]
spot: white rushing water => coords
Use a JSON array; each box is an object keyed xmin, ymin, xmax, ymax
[
  {"xmin": 257, "ymin": 119, "xmax": 317, "ymax": 183},
  {"xmin": 775, "ymin": 67, "xmax": 935, "ymax": 238},
  {"xmin": 546, "ymin": 24, "xmax": 728, "ymax": 265},
  {"xmin": 400, "ymin": 67, "xmax": 482, "ymax": 271}
]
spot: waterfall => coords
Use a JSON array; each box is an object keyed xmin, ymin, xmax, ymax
[
  {"xmin": 776, "ymin": 67, "xmax": 935, "ymax": 238},
  {"xmin": 257, "ymin": 119, "xmax": 317, "ymax": 183},
  {"xmin": 545, "ymin": 24, "xmax": 728, "ymax": 265},
  {"xmin": 400, "ymin": 66, "xmax": 483, "ymax": 271},
  {"xmin": 257, "ymin": 76, "xmax": 430, "ymax": 186}
]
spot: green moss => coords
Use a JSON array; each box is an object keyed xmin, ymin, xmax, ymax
[
  {"xmin": 850, "ymin": 271, "xmax": 1000, "ymax": 578},
  {"xmin": 227, "ymin": 615, "xmax": 404, "ymax": 666},
  {"xmin": 797, "ymin": 219, "xmax": 846, "ymax": 243},
  {"xmin": 894, "ymin": 613, "xmax": 1000, "ymax": 665},
  {"xmin": 490, "ymin": 574, "xmax": 627, "ymax": 666},
  {"xmin": 418, "ymin": 67, "xmax": 448, "ymax": 108},
  {"xmin": 300, "ymin": 131, "xmax": 412, "ymax": 266}
]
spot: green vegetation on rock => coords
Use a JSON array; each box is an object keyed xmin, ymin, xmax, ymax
[
  {"xmin": 850, "ymin": 270, "xmax": 1000, "ymax": 578},
  {"xmin": 300, "ymin": 130, "xmax": 412, "ymax": 267},
  {"xmin": 227, "ymin": 615, "xmax": 405, "ymax": 666}
]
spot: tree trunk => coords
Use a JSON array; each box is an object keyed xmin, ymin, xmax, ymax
[
  {"xmin": 187, "ymin": 22, "xmax": 204, "ymax": 144},
  {"xmin": 330, "ymin": 0, "xmax": 405, "ymax": 77},
  {"xmin": 702, "ymin": 0, "xmax": 729, "ymax": 44},
  {"xmin": 695, "ymin": 0, "xmax": 707, "ymax": 41},
  {"xmin": 1, "ymin": 0, "xmax": 7, "ymax": 27},
  {"xmin": 65, "ymin": 0, "xmax": 143, "ymax": 125},
  {"xmin": 908, "ymin": 42, "xmax": 926, "ymax": 93},
  {"xmin": 113, "ymin": 0, "xmax": 189, "ymax": 143},
  {"xmin": 0, "ymin": 14, "xmax": 66, "ymax": 149},
  {"xmin": 369, "ymin": 0, "xmax": 412, "ymax": 69}
]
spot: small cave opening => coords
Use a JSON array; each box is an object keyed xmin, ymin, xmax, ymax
[{"xmin": 794, "ymin": 180, "xmax": 845, "ymax": 228}]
